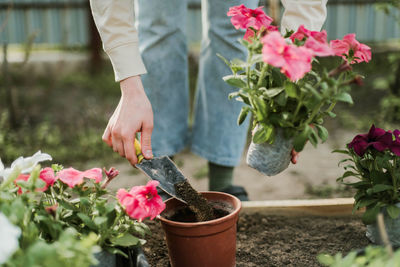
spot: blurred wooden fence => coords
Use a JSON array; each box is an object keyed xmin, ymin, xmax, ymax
[{"xmin": 0, "ymin": 0, "xmax": 399, "ymax": 47}]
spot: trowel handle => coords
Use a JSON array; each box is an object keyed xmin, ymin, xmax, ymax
[{"xmin": 134, "ymin": 138, "xmax": 144, "ymax": 163}]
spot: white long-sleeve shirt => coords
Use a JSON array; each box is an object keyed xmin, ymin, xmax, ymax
[{"xmin": 89, "ymin": 0, "xmax": 328, "ymax": 82}]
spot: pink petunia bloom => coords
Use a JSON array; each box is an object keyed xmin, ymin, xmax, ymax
[
  {"xmin": 227, "ymin": 5, "xmax": 273, "ymax": 30},
  {"xmin": 290, "ymin": 25, "xmax": 312, "ymax": 42},
  {"xmin": 117, "ymin": 180, "xmax": 165, "ymax": 222},
  {"xmin": 14, "ymin": 174, "xmax": 30, "ymax": 194},
  {"xmin": 37, "ymin": 167, "xmax": 57, "ymax": 191},
  {"xmin": 290, "ymin": 26, "xmax": 333, "ymax": 57},
  {"xmin": 57, "ymin": 167, "xmax": 102, "ymax": 188},
  {"xmin": 243, "ymin": 24, "xmax": 278, "ymax": 42},
  {"xmin": 262, "ymin": 31, "xmax": 313, "ymax": 81},
  {"xmin": 330, "ymin": 33, "xmax": 371, "ymax": 64}
]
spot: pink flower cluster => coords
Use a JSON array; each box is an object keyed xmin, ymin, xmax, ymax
[
  {"xmin": 330, "ymin": 33, "xmax": 371, "ymax": 64},
  {"xmin": 14, "ymin": 167, "xmax": 103, "ymax": 194},
  {"xmin": 227, "ymin": 5, "xmax": 371, "ymax": 81},
  {"xmin": 117, "ymin": 181, "xmax": 165, "ymax": 222},
  {"xmin": 227, "ymin": 4, "xmax": 277, "ymax": 41}
]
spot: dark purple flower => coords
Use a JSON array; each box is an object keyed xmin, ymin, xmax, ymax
[
  {"xmin": 394, "ymin": 129, "xmax": 400, "ymax": 141},
  {"xmin": 391, "ymin": 138, "xmax": 400, "ymax": 156},
  {"xmin": 348, "ymin": 125, "xmax": 392, "ymax": 156}
]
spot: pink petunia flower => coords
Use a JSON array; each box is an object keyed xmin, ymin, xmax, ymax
[
  {"xmin": 14, "ymin": 168, "xmax": 57, "ymax": 193},
  {"xmin": 14, "ymin": 174, "xmax": 30, "ymax": 194},
  {"xmin": 227, "ymin": 5, "xmax": 273, "ymax": 30},
  {"xmin": 57, "ymin": 167, "xmax": 102, "ymax": 188},
  {"xmin": 290, "ymin": 25, "xmax": 312, "ymax": 42},
  {"xmin": 290, "ymin": 26, "xmax": 333, "ymax": 57},
  {"xmin": 330, "ymin": 33, "xmax": 371, "ymax": 64},
  {"xmin": 117, "ymin": 181, "xmax": 165, "ymax": 222},
  {"xmin": 37, "ymin": 167, "xmax": 57, "ymax": 191},
  {"xmin": 243, "ymin": 24, "xmax": 278, "ymax": 42},
  {"xmin": 262, "ymin": 31, "xmax": 313, "ymax": 81}
]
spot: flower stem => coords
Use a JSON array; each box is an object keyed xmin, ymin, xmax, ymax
[
  {"xmin": 246, "ymin": 51, "xmax": 253, "ymax": 88},
  {"xmin": 257, "ymin": 64, "xmax": 268, "ymax": 88}
]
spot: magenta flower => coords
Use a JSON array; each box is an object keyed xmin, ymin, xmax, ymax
[
  {"xmin": 262, "ymin": 31, "xmax": 313, "ymax": 81},
  {"xmin": 330, "ymin": 33, "xmax": 371, "ymax": 64},
  {"xmin": 37, "ymin": 167, "xmax": 57, "ymax": 191},
  {"xmin": 348, "ymin": 125, "xmax": 394, "ymax": 156},
  {"xmin": 290, "ymin": 26, "xmax": 333, "ymax": 57},
  {"xmin": 57, "ymin": 167, "xmax": 102, "ymax": 188},
  {"xmin": 117, "ymin": 181, "xmax": 165, "ymax": 222},
  {"xmin": 227, "ymin": 5, "xmax": 273, "ymax": 31},
  {"xmin": 14, "ymin": 168, "xmax": 57, "ymax": 193},
  {"xmin": 290, "ymin": 25, "xmax": 312, "ymax": 42},
  {"xmin": 14, "ymin": 174, "xmax": 30, "ymax": 194}
]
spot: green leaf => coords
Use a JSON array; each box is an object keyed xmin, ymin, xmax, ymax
[
  {"xmin": 237, "ymin": 106, "xmax": 250, "ymax": 125},
  {"xmin": 327, "ymin": 111, "xmax": 336, "ymax": 118},
  {"xmin": 332, "ymin": 149, "xmax": 350, "ymax": 155},
  {"xmin": 216, "ymin": 53, "xmax": 230, "ymax": 68},
  {"xmin": 252, "ymin": 97, "xmax": 267, "ymax": 121},
  {"xmin": 264, "ymin": 88, "xmax": 284, "ymax": 98},
  {"xmin": 110, "ymin": 233, "xmax": 140, "ymax": 247},
  {"xmin": 223, "ymin": 75, "xmax": 247, "ymax": 88},
  {"xmin": 94, "ymin": 216, "xmax": 107, "ymax": 226},
  {"xmin": 309, "ymin": 128, "xmax": 319, "ymax": 147},
  {"xmin": 285, "ymin": 82, "xmax": 298, "ymax": 98},
  {"xmin": 387, "ymin": 205, "xmax": 400, "ymax": 219},
  {"xmin": 315, "ymin": 125, "xmax": 329, "ymax": 142},
  {"xmin": 362, "ymin": 205, "xmax": 380, "ymax": 224},
  {"xmin": 253, "ymin": 124, "xmax": 274, "ymax": 144},
  {"xmin": 335, "ymin": 92, "xmax": 353, "ymax": 104},
  {"xmin": 77, "ymin": 213, "xmax": 97, "ymax": 230},
  {"xmin": 356, "ymin": 198, "xmax": 378, "ymax": 209},
  {"xmin": 293, "ymin": 125, "xmax": 311, "ymax": 152},
  {"xmin": 370, "ymin": 184, "xmax": 394, "ymax": 193}
]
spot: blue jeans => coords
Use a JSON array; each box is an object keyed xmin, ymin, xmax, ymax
[{"xmin": 135, "ymin": 0, "xmax": 258, "ymax": 167}]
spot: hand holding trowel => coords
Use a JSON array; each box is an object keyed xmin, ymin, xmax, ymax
[{"xmin": 134, "ymin": 138, "xmax": 188, "ymax": 203}]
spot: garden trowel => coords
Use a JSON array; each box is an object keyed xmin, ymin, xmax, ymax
[{"xmin": 134, "ymin": 139, "xmax": 187, "ymax": 203}]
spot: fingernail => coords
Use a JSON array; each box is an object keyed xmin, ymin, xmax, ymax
[
  {"xmin": 295, "ymin": 155, "xmax": 299, "ymax": 163},
  {"xmin": 144, "ymin": 150, "xmax": 153, "ymax": 158}
]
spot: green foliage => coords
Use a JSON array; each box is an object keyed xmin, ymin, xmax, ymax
[
  {"xmin": 0, "ymin": 64, "xmax": 121, "ymax": 167},
  {"xmin": 318, "ymin": 246, "xmax": 400, "ymax": 267},
  {"xmin": 219, "ymin": 36, "xmax": 360, "ymax": 152},
  {"xmin": 0, "ymin": 168, "xmax": 99, "ymax": 266},
  {"xmin": 335, "ymin": 146, "xmax": 400, "ymax": 224},
  {"xmin": 0, "ymin": 158, "xmax": 152, "ymax": 265}
]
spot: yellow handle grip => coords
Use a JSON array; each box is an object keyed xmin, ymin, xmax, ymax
[{"xmin": 134, "ymin": 138, "xmax": 144, "ymax": 163}]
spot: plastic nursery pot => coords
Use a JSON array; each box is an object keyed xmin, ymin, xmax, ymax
[
  {"xmin": 246, "ymin": 126, "xmax": 293, "ymax": 176},
  {"xmin": 158, "ymin": 191, "xmax": 241, "ymax": 267},
  {"xmin": 366, "ymin": 203, "xmax": 400, "ymax": 247}
]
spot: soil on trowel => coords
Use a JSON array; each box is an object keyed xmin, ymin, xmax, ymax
[
  {"xmin": 174, "ymin": 180, "xmax": 215, "ymax": 222},
  {"xmin": 144, "ymin": 213, "xmax": 370, "ymax": 267}
]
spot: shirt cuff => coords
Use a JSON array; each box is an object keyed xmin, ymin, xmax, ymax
[
  {"xmin": 281, "ymin": 0, "xmax": 327, "ymax": 32},
  {"xmin": 106, "ymin": 42, "xmax": 147, "ymax": 82}
]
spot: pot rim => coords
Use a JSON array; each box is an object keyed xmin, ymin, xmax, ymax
[{"xmin": 157, "ymin": 191, "xmax": 241, "ymax": 227}]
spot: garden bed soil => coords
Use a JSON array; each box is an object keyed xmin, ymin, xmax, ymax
[{"xmin": 143, "ymin": 213, "xmax": 369, "ymax": 267}]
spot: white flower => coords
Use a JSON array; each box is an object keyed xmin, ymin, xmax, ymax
[
  {"xmin": 0, "ymin": 151, "xmax": 52, "ymax": 181},
  {"xmin": 0, "ymin": 213, "xmax": 21, "ymax": 264}
]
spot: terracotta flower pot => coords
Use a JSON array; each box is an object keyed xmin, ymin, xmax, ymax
[{"xmin": 158, "ymin": 191, "xmax": 241, "ymax": 267}]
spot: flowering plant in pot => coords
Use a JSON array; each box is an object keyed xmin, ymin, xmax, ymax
[
  {"xmin": 220, "ymin": 4, "xmax": 371, "ymax": 175},
  {"xmin": 335, "ymin": 125, "xmax": 400, "ymax": 245},
  {"xmin": 0, "ymin": 151, "xmax": 165, "ymax": 266}
]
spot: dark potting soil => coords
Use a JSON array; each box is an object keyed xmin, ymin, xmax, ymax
[
  {"xmin": 174, "ymin": 180, "xmax": 215, "ymax": 222},
  {"xmin": 167, "ymin": 205, "xmax": 229, "ymax": 223},
  {"xmin": 143, "ymin": 213, "xmax": 370, "ymax": 267}
]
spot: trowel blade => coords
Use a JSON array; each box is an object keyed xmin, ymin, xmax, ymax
[{"xmin": 135, "ymin": 156, "xmax": 187, "ymax": 203}]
